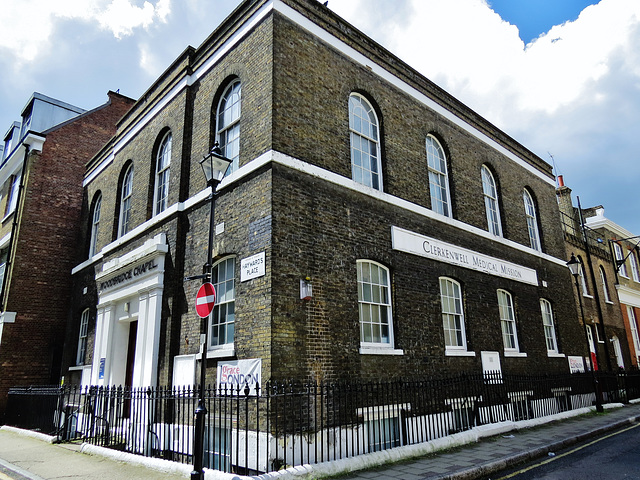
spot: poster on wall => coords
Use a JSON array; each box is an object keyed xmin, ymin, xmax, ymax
[
  {"xmin": 568, "ymin": 355, "xmax": 585, "ymax": 374},
  {"xmin": 216, "ymin": 358, "xmax": 262, "ymax": 395}
]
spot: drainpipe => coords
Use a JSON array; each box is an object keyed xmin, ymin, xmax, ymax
[{"xmin": 0, "ymin": 144, "xmax": 31, "ymax": 311}]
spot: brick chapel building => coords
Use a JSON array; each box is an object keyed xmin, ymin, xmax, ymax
[
  {"xmin": 60, "ymin": 0, "xmax": 588, "ymax": 393},
  {"xmin": 0, "ymin": 91, "xmax": 135, "ymax": 418}
]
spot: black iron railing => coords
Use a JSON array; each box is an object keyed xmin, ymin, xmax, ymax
[{"xmin": 6, "ymin": 371, "xmax": 640, "ymax": 475}]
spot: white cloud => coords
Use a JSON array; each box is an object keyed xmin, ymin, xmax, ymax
[
  {"xmin": 331, "ymin": 0, "xmax": 640, "ymax": 232},
  {"xmin": 0, "ymin": 0, "xmax": 172, "ymax": 64}
]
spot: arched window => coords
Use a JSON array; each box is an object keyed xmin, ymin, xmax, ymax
[
  {"xmin": 523, "ymin": 189, "xmax": 541, "ymax": 251},
  {"xmin": 357, "ymin": 260, "xmax": 393, "ymax": 346},
  {"xmin": 497, "ymin": 289, "xmax": 518, "ymax": 352},
  {"xmin": 210, "ymin": 257, "xmax": 236, "ymax": 349},
  {"xmin": 426, "ymin": 135, "xmax": 451, "ymax": 217},
  {"xmin": 439, "ymin": 277, "xmax": 466, "ymax": 351},
  {"xmin": 119, "ymin": 165, "xmax": 133, "ymax": 237},
  {"xmin": 540, "ymin": 299, "xmax": 558, "ymax": 354},
  {"xmin": 577, "ymin": 255, "xmax": 589, "ymax": 296},
  {"xmin": 154, "ymin": 132, "xmax": 172, "ymax": 215},
  {"xmin": 88, "ymin": 193, "xmax": 101, "ymax": 257},
  {"xmin": 349, "ymin": 94, "xmax": 381, "ymax": 190},
  {"xmin": 481, "ymin": 165, "xmax": 502, "ymax": 236},
  {"xmin": 613, "ymin": 242, "xmax": 628, "ymax": 278},
  {"xmin": 599, "ymin": 266, "xmax": 611, "ymax": 302},
  {"xmin": 76, "ymin": 309, "xmax": 90, "ymax": 366},
  {"xmin": 216, "ymin": 80, "xmax": 241, "ymax": 175},
  {"xmin": 630, "ymin": 250, "xmax": 640, "ymax": 282}
]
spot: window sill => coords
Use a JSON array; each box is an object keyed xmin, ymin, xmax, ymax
[
  {"xmin": 504, "ymin": 351, "xmax": 527, "ymax": 358},
  {"xmin": 582, "ymin": 294, "xmax": 594, "ymax": 299},
  {"xmin": 359, "ymin": 346, "xmax": 404, "ymax": 356},
  {"xmin": 547, "ymin": 352, "xmax": 566, "ymax": 358},
  {"xmin": 445, "ymin": 349, "xmax": 476, "ymax": 357},
  {"xmin": 605, "ymin": 300, "xmax": 614, "ymax": 305},
  {"xmin": 197, "ymin": 347, "xmax": 235, "ymax": 360}
]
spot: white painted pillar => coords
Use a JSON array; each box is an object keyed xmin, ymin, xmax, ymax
[
  {"xmin": 132, "ymin": 288, "xmax": 163, "ymax": 388},
  {"xmin": 91, "ymin": 304, "xmax": 113, "ymax": 386}
]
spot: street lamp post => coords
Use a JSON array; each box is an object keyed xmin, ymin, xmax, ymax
[
  {"xmin": 566, "ymin": 253, "xmax": 604, "ymax": 413},
  {"xmin": 191, "ymin": 143, "xmax": 231, "ymax": 480}
]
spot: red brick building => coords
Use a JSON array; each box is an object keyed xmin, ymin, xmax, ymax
[{"xmin": 0, "ymin": 91, "xmax": 134, "ymax": 418}]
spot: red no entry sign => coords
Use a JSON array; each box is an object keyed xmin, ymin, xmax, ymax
[{"xmin": 196, "ymin": 282, "xmax": 216, "ymax": 318}]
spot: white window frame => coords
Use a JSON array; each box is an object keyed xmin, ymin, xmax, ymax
[
  {"xmin": 154, "ymin": 132, "xmax": 172, "ymax": 215},
  {"xmin": 440, "ymin": 277, "xmax": 468, "ymax": 353},
  {"xmin": 599, "ymin": 266, "xmax": 611, "ymax": 303},
  {"xmin": 426, "ymin": 135, "xmax": 451, "ymax": 217},
  {"xmin": 614, "ymin": 242, "xmax": 628, "ymax": 278},
  {"xmin": 628, "ymin": 306, "xmax": 640, "ymax": 363},
  {"xmin": 357, "ymin": 260, "xmax": 394, "ymax": 349},
  {"xmin": 349, "ymin": 94, "xmax": 382, "ymax": 190},
  {"xmin": 89, "ymin": 194, "xmax": 101, "ymax": 257},
  {"xmin": 217, "ymin": 80, "xmax": 241, "ymax": 175},
  {"xmin": 0, "ymin": 248, "xmax": 7, "ymax": 298},
  {"xmin": 481, "ymin": 165, "xmax": 502, "ymax": 236},
  {"xmin": 540, "ymin": 299, "xmax": 558, "ymax": 354},
  {"xmin": 523, "ymin": 189, "xmax": 541, "ymax": 251},
  {"xmin": 209, "ymin": 257, "xmax": 236, "ymax": 351},
  {"xmin": 630, "ymin": 250, "xmax": 640, "ymax": 283},
  {"xmin": 577, "ymin": 257, "xmax": 590, "ymax": 297},
  {"xmin": 76, "ymin": 309, "xmax": 90, "ymax": 366},
  {"xmin": 498, "ymin": 289, "xmax": 519, "ymax": 352},
  {"xmin": 119, "ymin": 165, "xmax": 133, "ymax": 237},
  {"xmin": 6, "ymin": 174, "xmax": 20, "ymax": 216}
]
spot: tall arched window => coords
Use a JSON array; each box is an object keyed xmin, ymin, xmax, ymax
[
  {"xmin": 613, "ymin": 242, "xmax": 628, "ymax": 278},
  {"xmin": 119, "ymin": 165, "xmax": 133, "ymax": 237},
  {"xmin": 154, "ymin": 132, "xmax": 172, "ymax": 215},
  {"xmin": 88, "ymin": 193, "xmax": 101, "ymax": 257},
  {"xmin": 577, "ymin": 255, "xmax": 589, "ymax": 296},
  {"xmin": 357, "ymin": 260, "xmax": 393, "ymax": 347},
  {"xmin": 523, "ymin": 189, "xmax": 541, "ymax": 251},
  {"xmin": 540, "ymin": 299, "xmax": 558, "ymax": 354},
  {"xmin": 498, "ymin": 289, "xmax": 518, "ymax": 352},
  {"xmin": 439, "ymin": 277, "xmax": 466, "ymax": 351},
  {"xmin": 217, "ymin": 80, "xmax": 241, "ymax": 175},
  {"xmin": 349, "ymin": 94, "xmax": 381, "ymax": 190},
  {"xmin": 599, "ymin": 266, "xmax": 611, "ymax": 302},
  {"xmin": 210, "ymin": 257, "xmax": 236, "ymax": 349},
  {"xmin": 76, "ymin": 309, "xmax": 90, "ymax": 366},
  {"xmin": 481, "ymin": 165, "xmax": 502, "ymax": 236},
  {"xmin": 426, "ymin": 135, "xmax": 451, "ymax": 217}
]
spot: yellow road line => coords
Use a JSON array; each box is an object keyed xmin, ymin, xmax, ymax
[{"xmin": 494, "ymin": 421, "xmax": 640, "ymax": 479}]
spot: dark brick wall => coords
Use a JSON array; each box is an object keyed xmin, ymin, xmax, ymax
[
  {"xmin": 270, "ymin": 165, "xmax": 584, "ymax": 382},
  {"xmin": 271, "ymin": 12, "xmax": 565, "ymax": 259}
]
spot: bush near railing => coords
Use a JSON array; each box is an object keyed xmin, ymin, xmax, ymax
[{"xmin": 5, "ymin": 371, "xmax": 640, "ymax": 475}]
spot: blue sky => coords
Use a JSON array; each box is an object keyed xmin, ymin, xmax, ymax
[
  {"xmin": 1, "ymin": 0, "xmax": 639, "ymax": 236},
  {"xmin": 489, "ymin": 0, "xmax": 599, "ymax": 43}
]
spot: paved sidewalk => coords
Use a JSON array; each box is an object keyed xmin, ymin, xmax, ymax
[
  {"xmin": 0, "ymin": 427, "xmax": 190, "ymax": 480},
  {"xmin": 334, "ymin": 402, "xmax": 640, "ymax": 480},
  {"xmin": 1, "ymin": 403, "xmax": 639, "ymax": 480}
]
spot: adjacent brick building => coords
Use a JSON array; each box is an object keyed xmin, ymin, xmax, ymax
[
  {"xmin": 557, "ymin": 176, "xmax": 630, "ymax": 371},
  {"xmin": 583, "ymin": 203, "xmax": 640, "ymax": 368},
  {"xmin": 0, "ymin": 91, "xmax": 135, "ymax": 418},
  {"xmin": 61, "ymin": 0, "xmax": 587, "ymax": 401}
]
